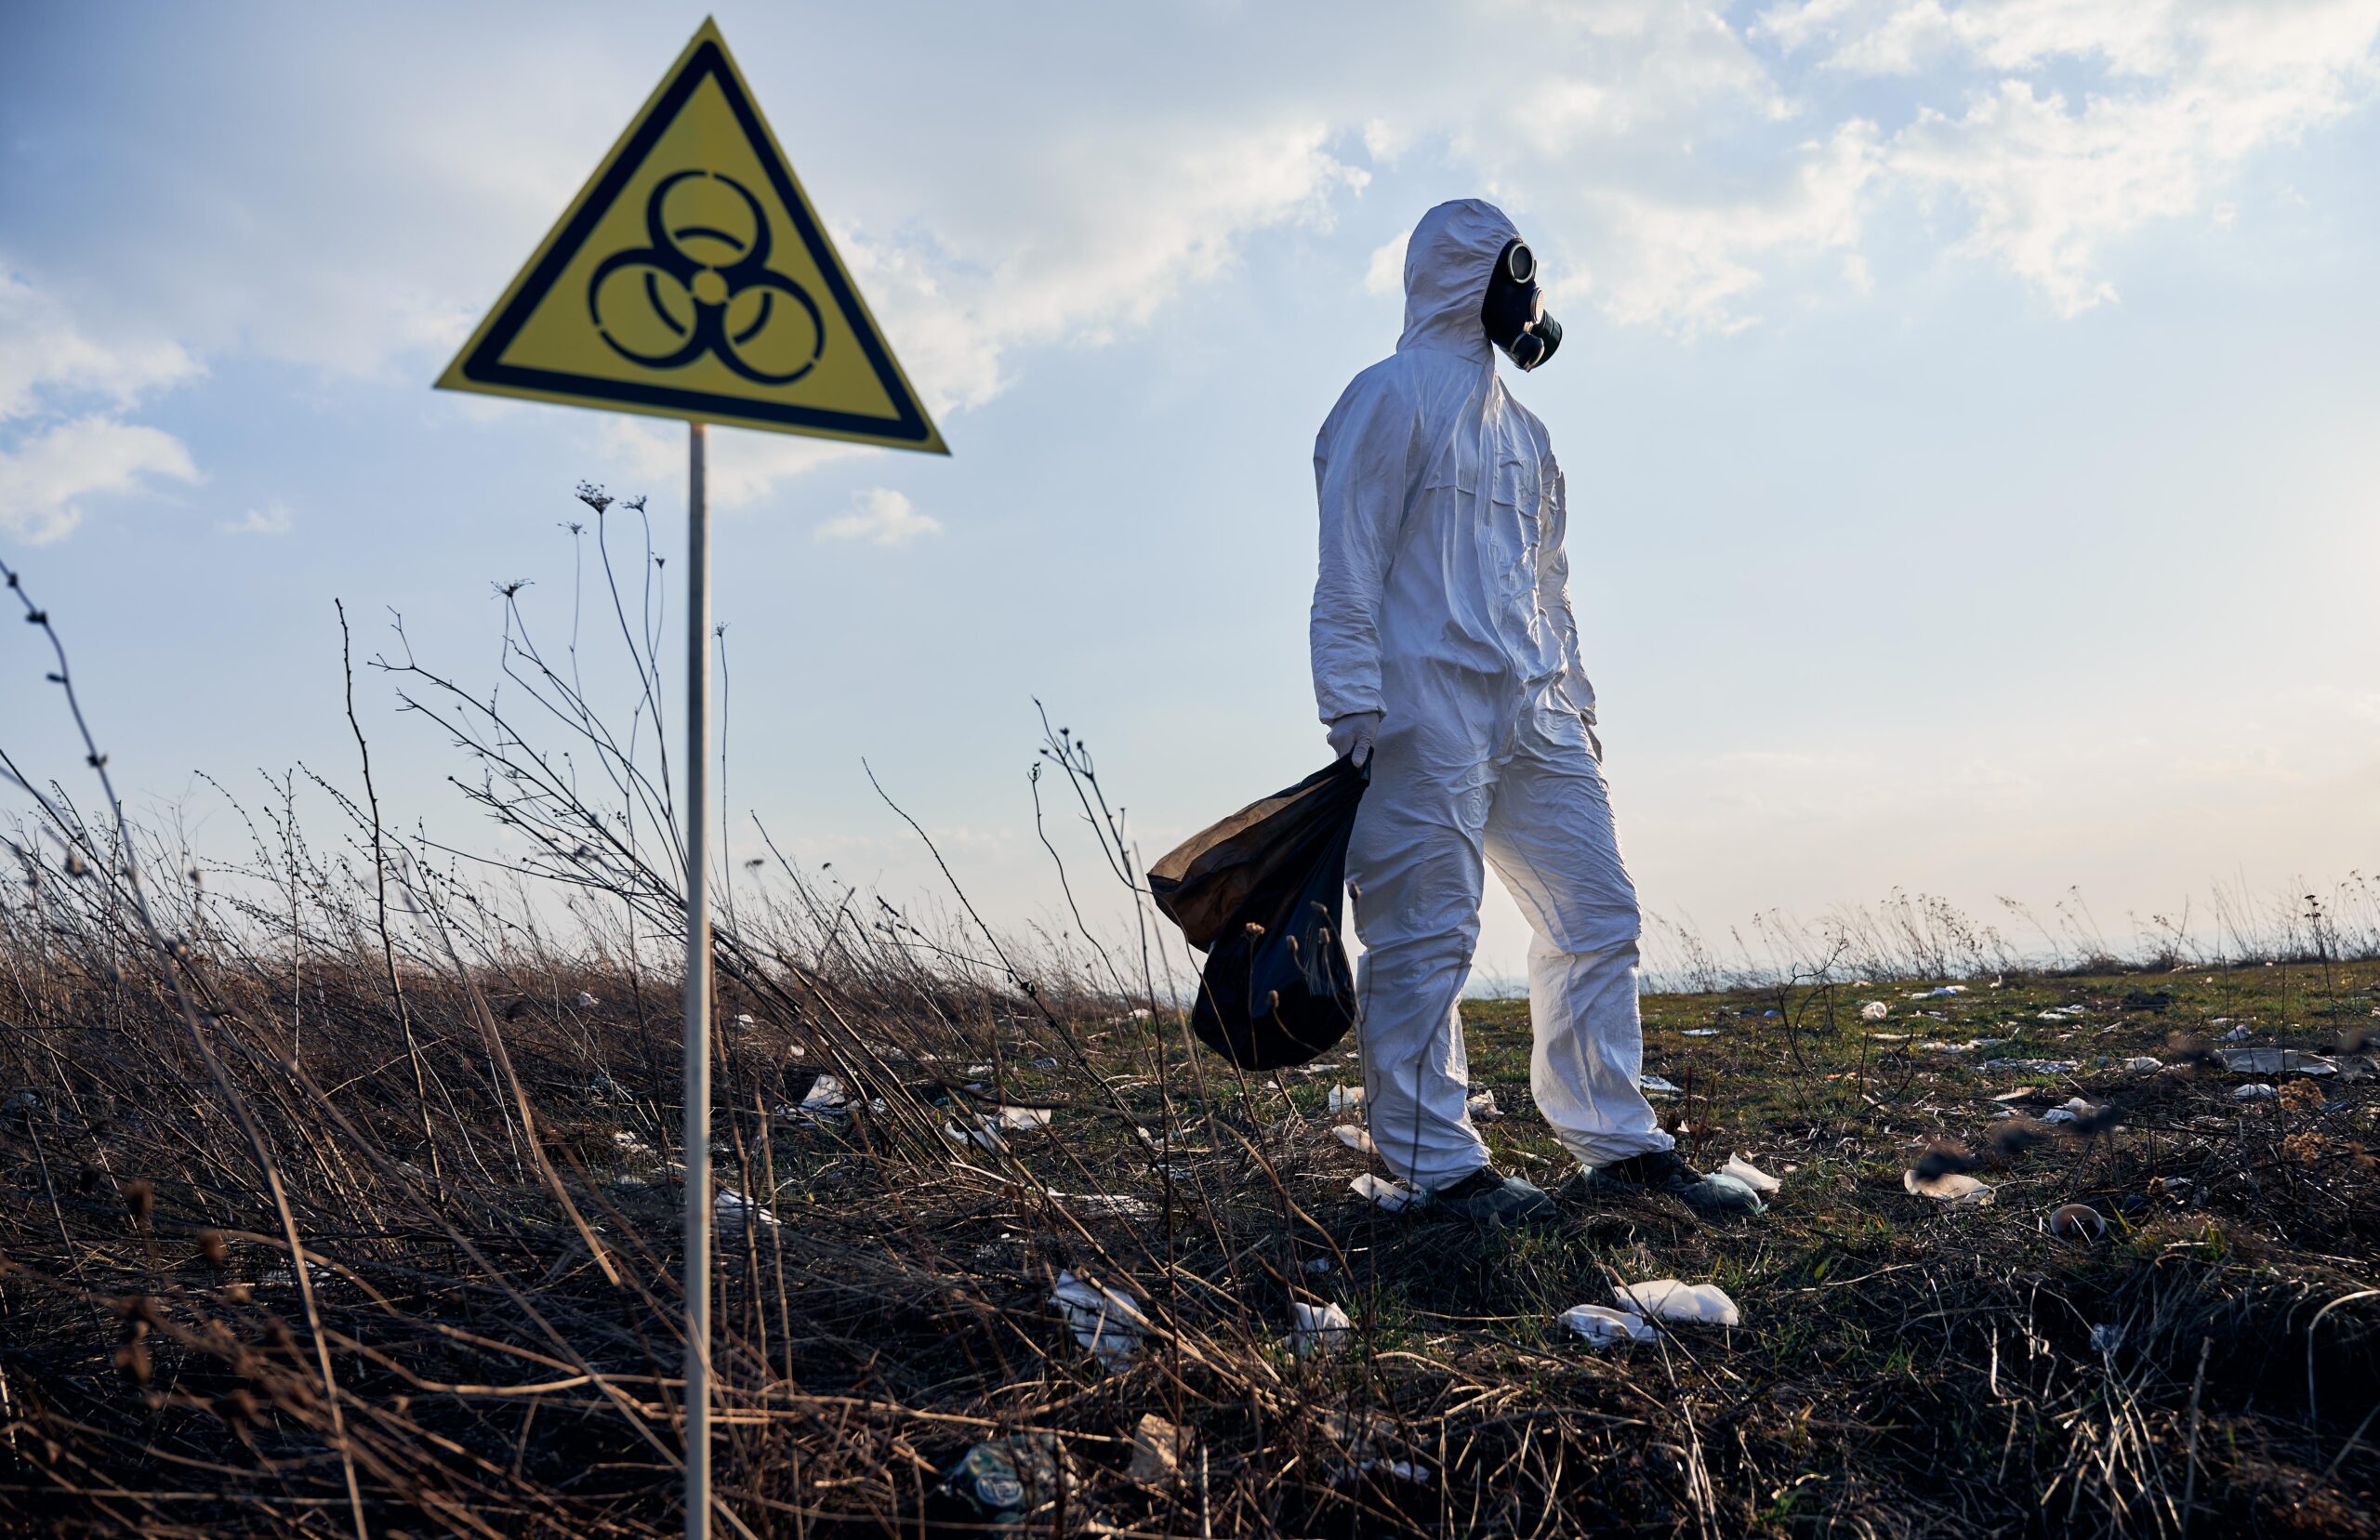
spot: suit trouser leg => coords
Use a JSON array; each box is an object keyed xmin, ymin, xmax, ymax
[{"xmin": 1482, "ymin": 710, "xmax": 1671, "ymax": 1167}]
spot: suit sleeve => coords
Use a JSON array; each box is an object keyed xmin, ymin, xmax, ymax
[
  {"xmin": 1539, "ymin": 463, "xmax": 1597, "ymax": 725},
  {"xmin": 1309, "ymin": 372, "xmax": 1416, "ymax": 725}
]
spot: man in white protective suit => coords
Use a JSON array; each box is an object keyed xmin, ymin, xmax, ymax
[{"xmin": 1311, "ymin": 199, "xmax": 1763, "ymax": 1224}]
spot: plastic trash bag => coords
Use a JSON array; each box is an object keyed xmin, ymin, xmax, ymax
[
  {"xmin": 1149, "ymin": 760, "xmax": 1366, "ymax": 1069},
  {"xmin": 1350, "ymin": 1173, "xmax": 1418, "ymax": 1211},
  {"xmin": 1720, "ymin": 1153, "xmax": 1782, "ymax": 1195},
  {"xmin": 1560, "ymin": 1303, "xmax": 1656, "ymax": 1345},
  {"xmin": 1050, "ymin": 1270, "xmax": 1145, "ymax": 1368},
  {"xmin": 1614, "ymin": 1280, "xmax": 1740, "ymax": 1326},
  {"xmin": 1289, "ymin": 1300, "xmax": 1353, "ymax": 1356},
  {"xmin": 1905, "ymin": 1169, "xmax": 1994, "ymax": 1204}
]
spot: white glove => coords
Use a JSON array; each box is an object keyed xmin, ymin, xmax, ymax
[{"xmin": 1327, "ymin": 710, "xmax": 1382, "ymax": 768}]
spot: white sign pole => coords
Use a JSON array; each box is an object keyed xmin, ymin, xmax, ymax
[{"xmin": 681, "ymin": 419, "xmax": 714, "ymax": 1540}]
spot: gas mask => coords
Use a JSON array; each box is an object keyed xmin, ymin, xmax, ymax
[{"xmin": 1480, "ymin": 238, "xmax": 1563, "ymax": 371}]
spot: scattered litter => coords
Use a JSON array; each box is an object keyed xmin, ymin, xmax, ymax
[
  {"xmin": 716, "ymin": 1187, "xmax": 776, "ymax": 1229},
  {"xmin": 734, "ymin": 1012, "xmax": 755, "ymax": 1027},
  {"xmin": 2218, "ymin": 1024, "xmax": 2254, "ymax": 1042},
  {"xmin": 1031, "ymin": 1056, "xmax": 1061, "ymax": 1071},
  {"xmin": 2232, "ymin": 1083, "xmax": 2279, "ymax": 1101},
  {"xmin": 611, "ymin": 1130, "xmax": 651, "ymax": 1156},
  {"xmin": 2090, "ymin": 1323, "xmax": 2127, "ymax": 1353},
  {"xmin": 2218, "ymin": 1048, "xmax": 2336, "ymax": 1077},
  {"xmin": 1331, "ymin": 1124, "xmax": 1378, "ymax": 1155},
  {"xmin": 2041, "ymin": 1097, "xmax": 2097, "ymax": 1126},
  {"xmin": 1050, "ymin": 1271, "xmax": 1144, "ymax": 1368},
  {"xmin": 1350, "ymin": 1174, "xmax": 1418, "ymax": 1211},
  {"xmin": 1905, "ymin": 1169, "xmax": 1994, "ymax": 1205},
  {"xmin": 588, "ymin": 1073, "xmax": 631, "ymax": 1103},
  {"xmin": 0, "ymin": 1089, "xmax": 41, "ymax": 1114},
  {"xmin": 994, "ymin": 1105, "xmax": 1054, "ymax": 1130},
  {"xmin": 1289, "ymin": 1300, "xmax": 1353, "ymax": 1356},
  {"xmin": 1338, "ymin": 1459, "xmax": 1432, "ymax": 1486},
  {"xmin": 943, "ymin": 1117, "xmax": 1010, "ymax": 1153},
  {"xmin": 1045, "ymin": 1191, "xmax": 1158, "ymax": 1219},
  {"xmin": 799, "ymin": 1074, "xmax": 848, "ymax": 1114},
  {"xmin": 575, "ymin": 991, "xmax": 600, "ymax": 1009},
  {"xmin": 1328, "ymin": 1085, "xmax": 1365, "ymax": 1112},
  {"xmin": 1560, "ymin": 1303, "xmax": 1657, "ymax": 1345},
  {"xmin": 945, "ymin": 1434, "xmax": 1069, "ymax": 1526},
  {"xmin": 1127, "ymin": 1414, "xmax": 1185, "ymax": 1483},
  {"xmin": 1684, "ymin": 1027, "xmax": 1720, "ymax": 1037},
  {"xmin": 2048, "ymin": 1204, "xmax": 2107, "ymax": 1242},
  {"xmin": 966, "ymin": 1063, "xmax": 991, "ymax": 1075},
  {"xmin": 2121, "ymin": 1057, "xmax": 2163, "ymax": 1073},
  {"xmin": 1910, "ymin": 986, "xmax": 1968, "ymax": 999},
  {"xmin": 1861, "ymin": 1002, "xmax": 1890, "ymax": 1021},
  {"xmin": 1981, "ymin": 1059, "xmax": 2080, "ymax": 1076},
  {"xmin": 1614, "ymin": 1280, "xmax": 1739, "ymax": 1327},
  {"xmin": 1304, "ymin": 1257, "xmax": 1332, "ymax": 1274},
  {"xmin": 1720, "ymin": 1152, "xmax": 1782, "ymax": 1195},
  {"xmin": 1465, "ymin": 1089, "xmax": 1501, "ymax": 1118},
  {"xmin": 2038, "ymin": 1005, "xmax": 2088, "ymax": 1020},
  {"xmin": 1639, "ymin": 1074, "xmax": 1684, "ymax": 1096}
]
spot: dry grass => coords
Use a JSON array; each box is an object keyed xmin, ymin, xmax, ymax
[{"xmin": 5, "ymin": 524, "xmax": 2378, "ymax": 1537}]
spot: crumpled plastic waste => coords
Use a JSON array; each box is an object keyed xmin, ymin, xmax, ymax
[
  {"xmin": 1559, "ymin": 1303, "xmax": 1657, "ymax": 1345},
  {"xmin": 1684, "ymin": 1027, "xmax": 1720, "ymax": 1037},
  {"xmin": 2121, "ymin": 1057, "xmax": 2163, "ymax": 1073},
  {"xmin": 1465, "ymin": 1089, "xmax": 1501, "ymax": 1118},
  {"xmin": 2232, "ymin": 1083, "xmax": 2278, "ymax": 1101},
  {"xmin": 1861, "ymin": 1001, "xmax": 1891, "ymax": 1021},
  {"xmin": 1910, "ymin": 985, "xmax": 1967, "ymax": 999},
  {"xmin": 716, "ymin": 1187, "xmax": 776, "ymax": 1229},
  {"xmin": 1050, "ymin": 1271, "xmax": 1145, "ymax": 1368},
  {"xmin": 995, "ymin": 1105, "xmax": 1054, "ymax": 1130},
  {"xmin": 2041, "ymin": 1098, "xmax": 2096, "ymax": 1126},
  {"xmin": 2217, "ymin": 1024, "xmax": 2253, "ymax": 1042},
  {"xmin": 1045, "ymin": 1190, "xmax": 1158, "ymax": 1219},
  {"xmin": 1614, "ymin": 1280, "xmax": 1740, "ymax": 1326},
  {"xmin": 1329, "ymin": 1085, "xmax": 1365, "ymax": 1112},
  {"xmin": 1331, "ymin": 1124, "xmax": 1378, "ymax": 1155},
  {"xmin": 945, "ymin": 1434, "xmax": 1071, "ymax": 1527},
  {"xmin": 1982, "ymin": 1059, "xmax": 2080, "ymax": 1075},
  {"xmin": 1350, "ymin": 1174, "xmax": 1418, "ymax": 1211},
  {"xmin": 1127, "ymin": 1414, "xmax": 1185, "ymax": 1483},
  {"xmin": 2038, "ymin": 1005, "xmax": 2088, "ymax": 1021},
  {"xmin": 1720, "ymin": 1152, "xmax": 1782, "ymax": 1194},
  {"xmin": 1289, "ymin": 1300, "xmax": 1353, "ymax": 1356},
  {"xmin": 944, "ymin": 1115, "xmax": 1010, "ymax": 1153},
  {"xmin": 575, "ymin": 991, "xmax": 601, "ymax": 1008},
  {"xmin": 612, "ymin": 1130, "xmax": 651, "ymax": 1156},
  {"xmin": 2218, "ymin": 1048, "xmax": 2336, "ymax": 1077},
  {"xmin": 1905, "ymin": 1169, "xmax": 1994, "ymax": 1205},
  {"xmin": 799, "ymin": 1074, "xmax": 848, "ymax": 1114},
  {"xmin": 1639, "ymin": 1074, "xmax": 1684, "ymax": 1096},
  {"xmin": 2090, "ymin": 1323, "xmax": 2127, "ymax": 1353}
]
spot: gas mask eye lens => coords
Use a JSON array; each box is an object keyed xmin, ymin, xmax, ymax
[{"xmin": 1505, "ymin": 243, "xmax": 1536, "ymax": 283}]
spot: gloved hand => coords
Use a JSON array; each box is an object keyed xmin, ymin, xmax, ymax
[{"xmin": 1327, "ymin": 710, "xmax": 1382, "ymax": 768}]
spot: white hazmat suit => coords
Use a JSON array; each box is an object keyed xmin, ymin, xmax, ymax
[{"xmin": 1312, "ymin": 199, "xmax": 1672, "ymax": 1192}]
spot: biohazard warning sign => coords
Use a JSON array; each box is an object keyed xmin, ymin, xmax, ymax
[{"xmin": 437, "ymin": 19, "xmax": 945, "ymax": 454}]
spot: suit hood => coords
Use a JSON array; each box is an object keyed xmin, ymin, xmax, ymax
[{"xmin": 1395, "ymin": 198, "xmax": 1518, "ymax": 362}]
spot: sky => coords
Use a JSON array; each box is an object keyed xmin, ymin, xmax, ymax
[{"xmin": 5, "ymin": 0, "xmax": 2378, "ymax": 985}]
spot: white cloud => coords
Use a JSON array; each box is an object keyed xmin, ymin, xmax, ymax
[
  {"xmin": 222, "ymin": 502, "xmax": 293, "ymax": 535},
  {"xmin": 597, "ymin": 417, "xmax": 868, "ymax": 511},
  {"xmin": 1362, "ymin": 231, "xmax": 1409, "ymax": 297},
  {"xmin": 0, "ymin": 415, "xmax": 201, "ymax": 545},
  {"xmin": 0, "ymin": 270, "xmax": 198, "ymax": 422},
  {"xmin": 815, "ymin": 487, "xmax": 940, "ymax": 547},
  {"xmin": 1762, "ymin": 0, "xmax": 2380, "ymax": 313}
]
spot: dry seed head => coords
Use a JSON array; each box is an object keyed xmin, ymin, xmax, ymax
[
  {"xmin": 124, "ymin": 1179, "xmax": 153, "ymax": 1224},
  {"xmin": 196, "ymin": 1230, "xmax": 229, "ymax": 1270}
]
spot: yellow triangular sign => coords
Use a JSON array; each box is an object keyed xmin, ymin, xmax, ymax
[{"xmin": 437, "ymin": 20, "xmax": 945, "ymax": 454}]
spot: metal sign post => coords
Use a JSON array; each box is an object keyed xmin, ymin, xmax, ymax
[
  {"xmin": 433, "ymin": 23, "xmax": 947, "ymax": 1539},
  {"xmin": 681, "ymin": 420, "xmax": 713, "ymax": 1539}
]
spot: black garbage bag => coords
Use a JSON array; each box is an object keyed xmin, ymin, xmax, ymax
[{"xmin": 1148, "ymin": 759, "xmax": 1366, "ymax": 1070}]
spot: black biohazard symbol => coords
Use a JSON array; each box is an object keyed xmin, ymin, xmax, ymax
[{"xmin": 588, "ymin": 170, "xmax": 826, "ymax": 385}]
